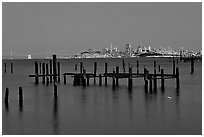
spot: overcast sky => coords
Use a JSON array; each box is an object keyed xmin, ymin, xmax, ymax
[{"xmin": 2, "ymin": 2, "xmax": 202, "ymax": 57}]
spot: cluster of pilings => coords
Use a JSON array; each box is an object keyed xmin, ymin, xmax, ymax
[
  {"xmin": 4, "ymin": 62, "xmax": 13, "ymax": 74},
  {"xmin": 4, "ymin": 87, "xmax": 23, "ymax": 110}
]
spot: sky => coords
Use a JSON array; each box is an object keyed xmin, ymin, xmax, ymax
[{"xmin": 2, "ymin": 2, "xmax": 202, "ymax": 58}]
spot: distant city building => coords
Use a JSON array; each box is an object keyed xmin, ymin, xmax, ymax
[{"xmin": 28, "ymin": 54, "xmax": 32, "ymax": 59}]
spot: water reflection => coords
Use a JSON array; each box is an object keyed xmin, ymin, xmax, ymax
[{"xmin": 53, "ymin": 98, "xmax": 59, "ymax": 135}]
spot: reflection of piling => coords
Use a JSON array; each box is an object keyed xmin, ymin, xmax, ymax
[
  {"xmin": 158, "ymin": 65, "xmax": 160, "ymax": 72},
  {"xmin": 116, "ymin": 66, "xmax": 119, "ymax": 86},
  {"xmin": 104, "ymin": 63, "xmax": 108, "ymax": 85},
  {"xmin": 19, "ymin": 87, "xmax": 23, "ymax": 107},
  {"xmin": 57, "ymin": 62, "xmax": 60, "ymax": 82},
  {"xmin": 35, "ymin": 62, "xmax": 39, "ymax": 84},
  {"xmin": 161, "ymin": 69, "xmax": 165, "ymax": 91},
  {"xmin": 149, "ymin": 78, "xmax": 152, "ymax": 93},
  {"xmin": 42, "ymin": 63, "xmax": 45, "ymax": 84},
  {"xmin": 176, "ymin": 67, "xmax": 180, "ymax": 89},
  {"xmin": 50, "ymin": 60, "xmax": 52, "ymax": 82},
  {"xmin": 4, "ymin": 88, "xmax": 9, "ymax": 106},
  {"xmin": 54, "ymin": 84, "xmax": 58, "ymax": 99},
  {"xmin": 4, "ymin": 62, "xmax": 6, "ymax": 73},
  {"xmin": 94, "ymin": 62, "xmax": 97, "ymax": 84},
  {"xmin": 10, "ymin": 63, "xmax": 13, "ymax": 74},
  {"xmin": 53, "ymin": 55, "xmax": 57, "ymax": 83},
  {"xmin": 46, "ymin": 63, "xmax": 49, "ymax": 86},
  {"xmin": 191, "ymin": 59, "xmax": 194, "ymax": 74}
]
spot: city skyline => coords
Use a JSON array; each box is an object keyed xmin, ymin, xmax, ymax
[{"xmin": 2, "ymin": 2, "xmax": 202, "ymax": 57}]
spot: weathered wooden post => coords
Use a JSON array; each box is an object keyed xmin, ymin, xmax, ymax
[
  {"xmin": 19, "ymin": 87, "xmax": 23, "ymax": 107},
  {"xmin": 53, "ymin": 54, "xmax": 57, "ymax": 83},
  {"xmin": 82, "ymin": 68, "xmax": 86, "ymax": 87},
  {"xmin": 99, "ymin": 74, "xmax": 102, "ymax": 86},
  {"xmin": 173, "ymin": 60, "xmax": 176, "ymax": 75},
  {"xmin": 39, "ymin": 62, "xmax": 42, "ymax": 74},
  {"xmin": 154, "ymin": 69, "xmax": 157, "ymax": 92},
  {"xmin": 10, "ymin": 63, "xmax": 13, "ymax": 74},
  {"xmin": 63, "ymin": 74, "xmax": 66, "ymax": 84},
  {"xmin": 75, "ymin": 64, "xmax": 78, "ymax": 72},
  {"xmin": 73, "ymin": 75, "xmax": 77, "ymax": 86},
  {"xmin": 161, "ymin": 69, "xmax": 165, "ymax": 91},
  {"xmin": 49, "ymin": 60, "xmax": 52, "ymax": 82},
  {"xmin": 4, "ymin": 88, "xmax": 9, "ymax": 106},
  {"xmin": 128, "ymin": 67, "xmax": 133, "ymax": 90},
  {"xmin": 46, "ymin": 63, "xmax": 49, "ymax": 86},
  {"xmin": 94, "ymin": 62, "xmax": 97, "ymax": 84},
  {"xmin": 42, "ymin": 63, "xmax": 45, "ymax": 84},
  {"xmin": 144, "ymin": 69, "xmax": 148, "ymax": 91},
  {"xmin": 54, "ymin": 84, "xmax": 58, "ymax": 99},
  {"xmin": 176, "ymin": 67, "xmax": 180, "ymax": 89},
  {"xmin": 87, "ymin": 76, "xmax": 90, "ymax": 86},
  {"xmin": 35, "ymin": 61, "xmax": 39, "ymax": 84},
  {"xmin": 57, "ymin": 62, "xmax": 60, "ymax": 82},
  {"xmin": 112, "ymin": 69, "xmax": 115, "ymax": 90},
  {"xmin": 116, "ymin": 66, "xmax": 119, "ymax": 86},
  {"xmin": 137, "ymin": 60, "xmax": 139, "ymax": 74},
  {"xmin": 158, "ymin": 65, "xmax": 161, "ymax": 72},
  {"xmin": 191, "ymin": 58, "xmax": 194, "ymax": 74},
  {"xmin": 80, "ymin": 62, "xmax": 83, "ymax": 74},
  {"xmin": 153, "ymin": 61, "xmax": 156, "ymax": 71},
  {"xmin": 104, "ymin": 62, "xmax": 108, "ymax": 85},
  {"xmin": 122, "ymin": 59, "xmax": 125, "ymax": 73},
  {"xmin": 176, "ymin": 58, "xmax": 179, "ymax": 64},
  {"xmin": 4, "ymin": 62, "xmax": 6, "ymax": 73}
]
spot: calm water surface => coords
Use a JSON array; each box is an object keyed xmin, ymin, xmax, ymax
[{"xmin": 2, "ymin": 58, "xmax": 202, "ymax": 135}]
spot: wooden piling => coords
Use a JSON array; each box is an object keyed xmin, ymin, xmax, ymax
[
  {"xmin": 39, "ymin": 62, "xmax": 42, "ymax": 74},
  {"xmin": 75, "ymin": 64, "xmax": 78, "ymax": 72},
  {"xmin": 122, "ymin": 59, "xmax": 125, "ymax": 73},
  {"xmin": 73, "ymin": 75, "xmax": 77, "ymax": 86},
  {"xmin": 154, "ymin": 69, "xmax": 157, "ymax": 92},
  {"xmin": 173, "ymin": 60, "xmax": 175, "ymax": 75},
  {"xmin": 82, "ymin": 68, "xmax": 86, "ymax": 87},
  {"xmin": 53, "ymin": 55, "xmax": 57, "ymax": 83},
  {"xmin": 4, "ymin": 88, "xmax": 9, "ymax": 105},
  {"xmin": 87, "ymin": 76, "xmax": 90, "ymax": 86},
  {"xmin": 35, "ymin": 61, "xmax": 39, "ymax": 84},
  {"xmin": 54, "ymin": 84, "xmax": 58, "ymax": 99},
  {"xmin": 99, "ymin": 74, "xmax": 102, "ymax": 86},
  {"xmin": 49, "ymin": 60, "xmax": 52, "ymax": 82},
  {"xmin": 57, "ymin": 62, "xmax": 60, "ymax": 82},
  {"xmin": 112, "ymin": 69, "xmax": 115, "ymax": 89},
  {"xmin": 42, "ymin": 63, "xmax": 45, "ymax": 84},
  {"xmin": 176, "ymin": 58, "xmax": 179, "ymax": 64},
  {"xmin": 176, "ymin": 67, "xmax": 180, "ymax": 89},
  {"xmin": 161, "ymin": 69, "xmax": 165, "ymax": 91},
  {"xmin": 4, "ymin": 62, "xmax": 6, "ymax": 73},
  {"xmin": 191, "ymin": 58, "xmax": 194, "ymax": 74},
  {"xmin": 46, "ymin": 63, "xmax": 49, "ymax": 86},
  {"xmin": 10, "ymin": 63, "xmax": 13, "ymax": 74},
  {"xmin": 144, "ymin": 69, "xmax": 148, "ymax": 90},
  {"xmin": 153, "ymin": 61, "xmax": 156, "ymax": 71},
  {"xmin": 63, "ymin": 74, "xmax": 66, "ymax": 84},
  {"xmin": 116, "ymin": 66, "xmax": 119, "ymax": 86},
  {"xmin": 128, "ymin": 67, "xmax": 133, "ymax": 90},
  {"xmin": 104, "ymin": 62, "xmax": 108, "ymax": 85},
  {"xmin": 19, "ymin": 87, "xmax": 23, "ymax": 106},
  {"xmin": 158, "ymin": 65, "xmax": 161, "ymax": 72},
  {"xmin": 94, "ymin": 62, "xmax": 97, "ymax": 84},
  {"xmin": 137, "ymin": 60, "xmax": 139, "ymax": 74},
  {"xmin": 80, "ymin": 62, "xmax": 83, "ymax": 74}
]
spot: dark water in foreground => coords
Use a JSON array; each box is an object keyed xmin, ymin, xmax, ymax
[{"xmin": 2, "ymin": 58, "xmax": 202, "ymax": 135}]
